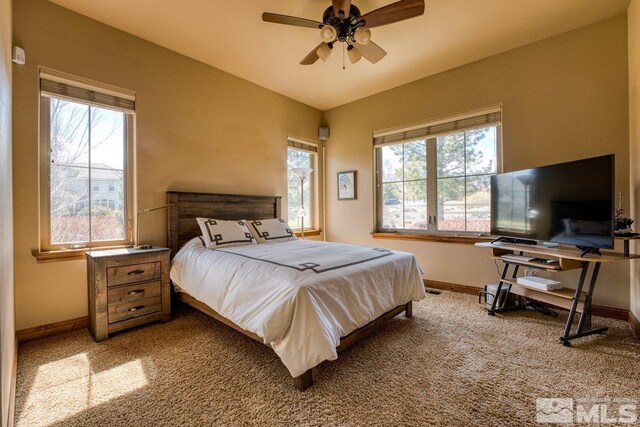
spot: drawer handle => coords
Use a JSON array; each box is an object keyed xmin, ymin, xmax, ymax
[
  {"xmin": 128, "ymin": 289, "xmax": 145, "ymax": 295},
  {"xmin": 127, "ymin": 269, "xmax": 145, "ymax": 276},
  {"xmin": 128, "ymin": 305, "xmax": 145, "ymax": 312}
]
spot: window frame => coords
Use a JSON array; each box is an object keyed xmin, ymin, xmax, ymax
[
  {"xmin": 287, "ymin": 144, "xmax": 317, "ymax": 231},
  {"xmin": 374, "ymin": 124, "xmax": 502, "ymax": 236},
  {"xmin": 39, "ymin": 94, "xmax": 135, "ymax": 251}
]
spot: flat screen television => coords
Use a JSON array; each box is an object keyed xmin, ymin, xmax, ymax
[{"xmin": 490, "ymin": 155, "xmax": 614, "ymax": 250}]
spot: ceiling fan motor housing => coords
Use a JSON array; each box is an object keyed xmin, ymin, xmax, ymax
[{"xmin": 322, "ymin": 5, "xmax": 363, "ymax": 42}]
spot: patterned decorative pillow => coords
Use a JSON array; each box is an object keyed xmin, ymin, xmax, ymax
[
  {"xmin": 247, "ymin": 218, "xmax": 297, "ymax": 244},
  {"xmin": 196, "ymin": 218, "xmax": 257, "ymax": 249}
]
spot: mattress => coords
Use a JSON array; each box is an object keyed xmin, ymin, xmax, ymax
[{"xmin": 170, "ymin": 238, "xmax": 426, "ymax": 377}]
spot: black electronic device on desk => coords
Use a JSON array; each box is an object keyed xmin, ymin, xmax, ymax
[{"xmin": 490, "ymin": 154, "xmax": 614, "ymax": 257}]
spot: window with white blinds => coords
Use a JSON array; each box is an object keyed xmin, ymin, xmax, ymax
[
  {"xmin": 374, "ymin": 108, "xmax": 502, "ymax": 234},
  {"xmin": 39, "ymin": 70, "xmax": 136, "ymax": 250}
]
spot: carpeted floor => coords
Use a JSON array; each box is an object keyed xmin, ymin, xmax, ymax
[{"xmin": 14, "ymin": 291, "xmax": 640, "ymax": 426}]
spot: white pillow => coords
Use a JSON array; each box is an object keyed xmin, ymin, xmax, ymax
[
  {"xmin": 247, "ymin": 218, "xmax": 297, "ymax": 244},
  {"xmin": 196, "ymin": 218, "xmax": 257, "ymax": 249}
]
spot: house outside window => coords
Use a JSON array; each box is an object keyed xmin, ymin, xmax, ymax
[
  {"xmin": 39, "ymin": 69, "xmax": 135, "ymax": 250},
  {"xmin": 287, "ymin": 138, "xmax": 317, "ymax": 230},
  {"xmin": 374, "ymin": 108, "xmax": 501, "ymax": 234}
]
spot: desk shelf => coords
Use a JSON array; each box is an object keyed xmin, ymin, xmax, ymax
[
  {"xmin": 499, "ymin": 279, "xmax": 586, "ymax": 313},
  {"xmin": 490, "ymin": 256, "xmax": 563, "ymax": 271}
]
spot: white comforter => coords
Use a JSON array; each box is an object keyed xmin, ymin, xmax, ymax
[{"xmin": 170, "ymin": 238, "xmax": 426, "ymax": 377}]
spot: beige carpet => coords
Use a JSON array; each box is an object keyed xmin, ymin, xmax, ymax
[{"xmin": 15, "ymin": 292, "xmax": 640, "ymax": 426}]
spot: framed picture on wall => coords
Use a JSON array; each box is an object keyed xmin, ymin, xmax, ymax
[{"xmin": 337, "ymin": 170, "xmax": 357, "ymax": 200}]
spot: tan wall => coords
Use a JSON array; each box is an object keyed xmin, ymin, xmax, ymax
[
  {"xmin": 12, "ymin": 0, "xmax": 323, "ymax": 329},
  {"xmin": 0, "ymin": 0, "xmax": 14, "ymax": 423},
  {"xmin": 324, "ymin": 15, "xmax": 630, "ymax": 309},
  {"xmin": 629, "ymin": 0, "xmax": 640, "ymax": 321}
]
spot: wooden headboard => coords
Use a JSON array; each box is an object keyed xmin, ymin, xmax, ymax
[{"xmin": 166, "ymin": 191, "xmax": 282, "ymax": 257}]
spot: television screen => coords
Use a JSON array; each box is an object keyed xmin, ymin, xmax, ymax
[{"xmin": 490, "ymin": 155, "xmax": 614, "ymax": 249}]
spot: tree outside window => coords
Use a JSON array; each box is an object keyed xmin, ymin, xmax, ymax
[{"xmin": 436, "ymin": 127, "xmax": 496, "ymax": 232}]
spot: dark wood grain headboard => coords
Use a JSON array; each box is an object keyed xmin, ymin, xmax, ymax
[{"xmin": 166, "ymin": 191, "xmax": 282, "ymax": 257}]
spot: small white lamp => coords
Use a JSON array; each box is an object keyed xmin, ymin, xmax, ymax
[
  {"xmin": 291, "ymin": 167, "xmax": 313, "ymax": 239},
  {"xmin": 134, "ymin": 203, "xmax": 176, "ymax": 250}
]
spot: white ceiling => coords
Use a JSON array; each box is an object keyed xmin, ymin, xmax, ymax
[{"xmin": 48, "ymin": 0, "xmax": 629, "ymax": 111}]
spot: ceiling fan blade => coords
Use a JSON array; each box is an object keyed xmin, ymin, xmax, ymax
[
  {"xmin": 357, "ymin": 0, "xmax": 425, "ymax": 28},
  {"xmin": 354, "ymin": 41, "xmax": 387, "ymax": 64},
  {"xmin": 300, "ymin": 43, "xmax": 327, "ymax": 65},
  {"xmin": 262, "ymin": 13, "xmax": 324, "ymax": 29},
  {"xmin": 332, "ymin": 0, "xmax": 352, "ymax": 18}
]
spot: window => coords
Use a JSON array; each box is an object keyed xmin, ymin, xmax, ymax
[
  {"xmin": 375, "ymin": 109, "xmax": 501, "ymax": 234},
  {"xmin": 287, "ymin": 139, "xmax": 317, "ymax": 230},
  {"xmin": 39, "ymin": 70, "xmax": 135, "ymax": 250}
]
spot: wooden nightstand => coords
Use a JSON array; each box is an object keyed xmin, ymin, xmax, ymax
[{"xmin": 86, "ymin": 247, "xmax": 171, "ymax": 341}]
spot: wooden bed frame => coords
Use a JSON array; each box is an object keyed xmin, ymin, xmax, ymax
[{"xmin": 166, "ymin": 191, "xmax": 412, "ymax": 391}]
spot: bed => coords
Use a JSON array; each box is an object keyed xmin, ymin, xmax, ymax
[{"xmin": 167, "ymin": 191, "xmax": 426, "ymax": 390}]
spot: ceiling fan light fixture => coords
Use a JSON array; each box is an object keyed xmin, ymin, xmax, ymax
[
  {"xmin": 320, "ymin": 25, "xmax": 338, "ymax": 42},
  {"xmin": 317, "ymin": 43, "xmax": 333, "ymax": 61},
  {"xmin": 354, "ymin": 28, "xmax": 371, "ymax": 45},
  {"xmin": 347, "ymin": 45, "xmax": 362, "ymax": 63}
]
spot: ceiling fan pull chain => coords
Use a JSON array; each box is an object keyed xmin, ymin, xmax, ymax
[{"xmin": 343, "ymin": 42, "xmax": 346, "ymax": 70}]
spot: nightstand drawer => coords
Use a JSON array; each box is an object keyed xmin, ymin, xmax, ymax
[
  {"xmin": 107, "ymin": 262, "xmax": 161, "ymax": 287},
  {"xmin": 108, "ymin": 281, "xmax": 162, "ymax": 305},
  {"xmin": 108, "ymin": 297, "xmax": 162, "ymax": 324}
]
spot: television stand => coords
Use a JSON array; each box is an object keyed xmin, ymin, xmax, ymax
[
  {"xmin": 490, "ymin": 236, "xmax": 537, "ymax": 246},
  {"xmin": 476, "ymin": 242, "xmax": 639, "ymax": 346}
]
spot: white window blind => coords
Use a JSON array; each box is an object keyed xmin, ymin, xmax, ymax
[
  {"xmin": 40, "ymin": 69, "xmax": 135, "ymax": 114},
  {"xmin": 374, "ymin": 110, "xmax": 501, "ymax": 146},
  {"xmin": 287, "ymin": 139, "xmax": 318, "ymax": 153}
]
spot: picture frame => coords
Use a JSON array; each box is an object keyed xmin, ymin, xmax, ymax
[{"xmin": 337, "ymin": 170, "xmax": 357, "ymax": 200}]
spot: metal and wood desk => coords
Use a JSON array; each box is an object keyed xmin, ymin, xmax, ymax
[{"xmin": 475, "ymin": 242, "xmax": 639, "ymax": 346}]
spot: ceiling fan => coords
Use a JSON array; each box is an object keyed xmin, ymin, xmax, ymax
[{"xmin": 262, "ymin": 0, "xmax": 425, "ymax": 66}]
